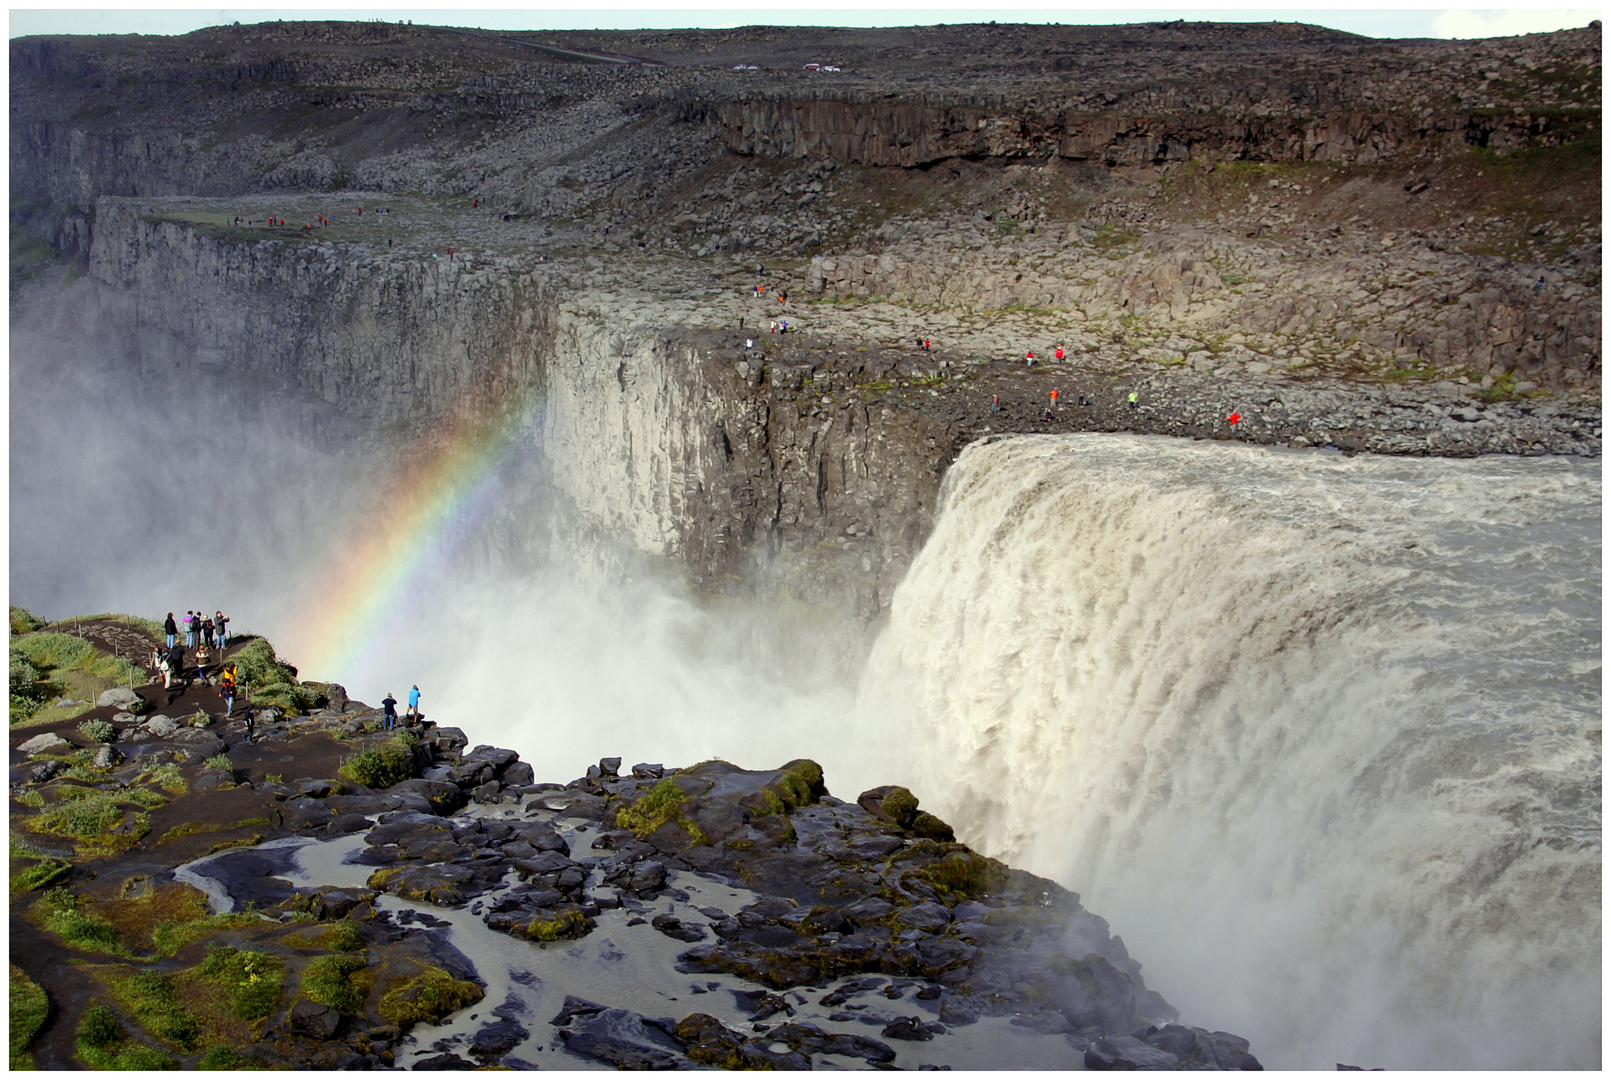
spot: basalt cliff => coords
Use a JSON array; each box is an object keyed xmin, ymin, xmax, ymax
[{"xmin": 10, "ymin": 18, "xmax": 1601, "ymax": 619}]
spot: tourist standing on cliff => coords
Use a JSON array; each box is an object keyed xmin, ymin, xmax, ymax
[
  {"xmin": 215, "ymin": 611, "xmax": 228, "ymax": 650},
  {"xmin": 1228, "ymin": 411, "xmax": 1242, "ymax": 435},
  {"xmin": 382, "ymin": 692, "xmax": 399, "ymax": 732},
  {"xmin": 1129, "ymin": 391, "xmax": 1140, "ymax": 408},
  {"xmin": 202, "ymin": 615, "xmax": 215, "ymax": 649},
  {"xmin": 220, "ymin": 665, "xmax": 236, "ymax": 718},
  {"xmin": 406, "ymin": 685, "xmax": 421, "ymax": 723},
  {"xmin": 184, "ymin": 611, "xmax": 196, "ymax": 648},
  {"xmin": 166, "ymin": 643, "xmax": 186, "ymax": 700},
  {"xmin": 164, "ymin": 613, "xmax": 177, "ymax": 649},
  {"xmin": 1055, "ymin": 345, "xmax": 1065, "ymax": 361}
]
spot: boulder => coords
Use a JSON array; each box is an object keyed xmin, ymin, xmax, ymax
[
  {"xmin": 501, "ymin": 761, "xmax": 535, "ymax": 787},
  {"xmin": 651, "ymin": 914, "xmax": 708, "ymax": 943},
  {"xmin": 413, "ymin": 1053, "xmax": 474, "ymax": 1070},
  {"xmin": 142, "ymin": 715, "xmax": 180, "ymax": 738},
  {"xmin": 289, "ymin": 999, "xmax": 342, "ymax": 1040},
  {"xmin": 91, "ymin": 745, "xmax": 122, "ymax": 769},
  {"xmin": 465, "ymin": 745, "xmax": 518, "ymax": 771},
  {"xmin": 324, "ymin": 683, "xmax": 348, "ymax": 713},
  {"xmin": 426, "ymin": 726, "xmax": 469, "ymax": 756},
  {"xmin": 882, "ymin": 1016, "xmax": 935, "ymax": 1041},
  {"xmin": 631, "ymin": 763, "xmax": 664, "ymax": 780},
  {"xmin": 17, "ymin": 732, "xmax": 69, "ymax": 756},
  {"xmin": 558, "ymin": 1006, "xmax": 687, "ymax": 1069},
  {"xmin": 598, "ymin": 756, "xmax": 622, "ymax": 778},
  {"xmin": 469, "ymin": 1018, "xmax": 530, "ymax": 1064},
  {"xmin": 96, "ymin": 687, "xmax": 141, "ymax": 710},
  {"xmin": 391, "ymin": 778, "xmax": 468, "ymax": 814},
  {"xmin": 28, "ymin": 759, "xmax": 64, "ymax": 784},
  {"xmin": 1084, "ymin": 1035, "xmax": 1180, "ymax": 1070}
]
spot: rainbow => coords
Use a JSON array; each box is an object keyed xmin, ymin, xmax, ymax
[{"xmin": 290, "ymin": 403, "xmax": 532, "ymax": 685}]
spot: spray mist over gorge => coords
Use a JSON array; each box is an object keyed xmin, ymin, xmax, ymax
[{"xmin": 12, "ymin": 307, "xmax": 1600, "ymax": 1068}]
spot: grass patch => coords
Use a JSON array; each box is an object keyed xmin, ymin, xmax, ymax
[
  {"xmin": 111, "ymin": 970, "xmax": 200, "ymax": 1050},
  {"xmin": 198, "ymin": 947, "xmax": 284, "ymax": 1022},
  {"xmin": 10, "ymin": 964, "xmax": 48, "ymax": 1069},
  {"xmin": 299, "ymin": 953, "xmax": 369, "ymax": 1014},
  {"xmin": 196, "ymin": 1046, "xmax": 268, "ymax": 1069},
  {"xmin": 74, "ymin": 1003, "xmax": 176, "ymax": 1070},
  {"xmin": 377, "ymin": 965, "xmax": 484, "ymax": 1029},
  {"xmin": 149, "ymin": 911, "xmax": 258, "ymax": 959},
  {"xmin": 31, "ymin": 791, "xmax": 151, "ymax": 856},
  {"xmin": 11, "ymin": 606, "xmax": 45, "ymax": 635},
  {"xmin": 13, "ymin": 788, "xmax": 45, "ymax": 808},
  {"xmin": 338, "ymin": 746, "xmax": 412, "ymax": 790},
  {"xmin": 38, "ymin": 887, "xmax": 125, "ymax": 954},
  {"xmin": 135, "ymin": 762, "xmax": 186, "ymax": 797},
  {"xmin": 12, "ymin": 856, "xmax": 71, "ymax": 894}
]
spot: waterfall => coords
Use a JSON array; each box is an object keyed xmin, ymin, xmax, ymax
[{"xmin": 862, "ymin": 433, "xmax": 1600, "ymax": 1069}]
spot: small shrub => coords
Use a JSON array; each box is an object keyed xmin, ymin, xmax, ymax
[
  {"xmin": 377, "ymin": 967, "xmax": 483, "ymax": 1028},
  {"xmin": 203, "ymin": 754, "xmax": 233, "ymax": 771},
  {"xmin": 251, "ymin": 681, "xmax": 316, "ymax": 715},
  {"xmin": 264, "ymin": 773, "xmax": 283, "ymax": 784},
  {"xmin": 300, "ymin": 953, "xmax": 368, "ymax": 1013},
  {"xmin": 36, "ymin": 794, "xmax": 122, "ymax": 838},
  {"xmin": 13, "ymin": 788, "xmax": 45, "ymax": 808},
  {"xmin": 338, "ymin": 747, "xmax": 411, "ymax": 790},
  {"xmin": 74, "ymin": 1004, "xmax": 175, "ymax": 1070},
  {"xmin": 79, "ymin": 718, "xmax": 115, "ymax": 744},
  {"xmin": 229, "ymin": 639, "xmax": 298, "ymax": 690},
  {"xmin": 10, "ymin": 965, "xmax": 48, "ymax": 1069},
  {"xmin": 199, "ymin": 947, "xmax": 285, "ymax": 1022},
  {"xmin": 77, "ymin": 1004, "xmax": 122, "ymax": 1049}
]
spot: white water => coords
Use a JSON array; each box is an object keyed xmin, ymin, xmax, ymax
[{"xmin": 860, "ymin": 433, "xmax": 1601, "ymax": 1069}]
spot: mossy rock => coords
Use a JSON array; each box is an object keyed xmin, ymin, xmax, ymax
[
  {"xmin": 365, "ymin": 865, "xmax": 470, "ymax": 907},
  {"xmin": 504, "ymin": 907, "xmax": 592, "ymax": 942},
  {"xmin": 377, "ymin": 966, "xmax": 483, "ymax": 1029}
]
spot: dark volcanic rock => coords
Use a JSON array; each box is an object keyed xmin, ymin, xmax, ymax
[
  {"xmin": 289, "ymin": 999, "xmax": 342, "ymax": 1040},
  {"xmin": 557, "ymin": 1006, "xmax": 687, "ymax": 1069}
]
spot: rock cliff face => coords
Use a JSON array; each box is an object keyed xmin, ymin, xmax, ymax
[{"xmin": 708, "ymin": 96, "xmax": 1578, "ymax": 169}]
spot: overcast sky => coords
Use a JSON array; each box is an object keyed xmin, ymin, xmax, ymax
[{"xmin": 7, "ymin": 6, "xmax": 1601, "ymax": 40}]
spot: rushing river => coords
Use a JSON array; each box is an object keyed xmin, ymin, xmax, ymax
[{"xmin": 859, "ymin": 434, "xmax": 1601, "ymax": 1069}]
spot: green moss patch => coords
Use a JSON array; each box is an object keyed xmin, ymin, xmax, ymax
[
  {"xmin": 299, "ymin": 953, "xmax": 369, "ymax": 1014},
  {"xmin": 377, "ymin": 966, "xmax": 483, "ymax": 1029},
  {"xmin": 616, "ymin": 778, "xmax": 690, "ymax": 838}
]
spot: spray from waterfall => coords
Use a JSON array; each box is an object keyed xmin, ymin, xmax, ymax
[{"xmin": 861, "ymin": 433, "xmax": 1600, "ymax": 1069}]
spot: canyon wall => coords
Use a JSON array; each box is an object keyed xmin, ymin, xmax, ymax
[{"xmin": 53, "ymin": 200, "xmax": 959, "ymax": 617}]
